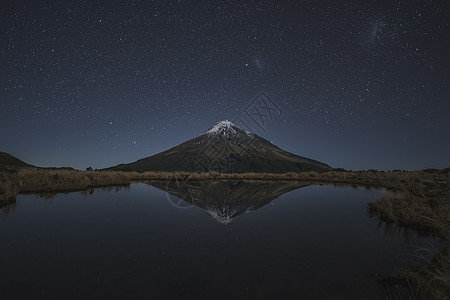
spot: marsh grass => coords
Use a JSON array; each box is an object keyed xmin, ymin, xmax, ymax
[
  {"xmin": 375, "ymin": 245, "xmax": 450, "ymax": 300},
  {"xmin": 367, "ymin": 171, "xmax": 450, "ymax": 299}
]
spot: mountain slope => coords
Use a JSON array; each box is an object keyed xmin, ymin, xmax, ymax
[
  {"xmin": 0, "ymin": 152, "xmax": 33, "ymax": 168},
  {"xmin": 108, "ymin": 120, "xmax": 332, "ymax": 173}
]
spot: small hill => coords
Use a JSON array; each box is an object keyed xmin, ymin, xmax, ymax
[
  {"xmin": 108, "ymin": 120, "xmax": 332, "ymax": 173},
  {"xmin": 0, "ymin": 152, "xmax": 33, "ymax": 168}
]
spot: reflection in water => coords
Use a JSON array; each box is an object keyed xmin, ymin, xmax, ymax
[
  {"xmin": 0, "ymin": 185, "xmax": 130, "ymax": 216},
  {"xmin": 79, "ymin": 185, "xmax": 131, "ymax": 196},
  {"xmin": 149, "ymin": 180, "xmax": 310, "ymax": 224},
  {"xmin": 375, "ymin": 219, "xmax": 434, "ymax": 243},
  {"xmin": 0, "ymin": 198, "xmax": 16, "ymax": 216},
  {"xmin": 0, "ymin": 181, "xmax": 442, "ymax": 299}
]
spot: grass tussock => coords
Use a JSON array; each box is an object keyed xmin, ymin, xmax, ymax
[{"xmin": 367, "ymin": 170, "xmax": 450, "ymax": 299}]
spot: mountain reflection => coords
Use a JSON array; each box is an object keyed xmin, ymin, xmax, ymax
[{"xmin": 149, "ymin": 180, "xmax": 311, "ymax": 224}]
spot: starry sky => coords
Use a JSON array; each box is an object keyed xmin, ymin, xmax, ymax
[{"xmin": 1, "ymin": 0, "xmax": 449, "ymax": 171}]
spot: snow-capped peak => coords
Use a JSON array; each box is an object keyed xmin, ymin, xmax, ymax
[
  {"xmin": 202, "ymin": 120, "xmax": 252, "ymax": 138},
  {"xmin": 205, "ymin": 120, "xmax": 236, "ymax": 134}
]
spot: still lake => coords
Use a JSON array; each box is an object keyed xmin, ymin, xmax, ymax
[{"xmin": 0, "ymin": 181, "xmax": 437, "ymax": 299}]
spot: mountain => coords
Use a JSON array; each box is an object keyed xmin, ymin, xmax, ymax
[
  {"xmin": 149, "ymin": 180, "xmax": 310, "ymax": 224},
  {"xmin": 108, "ymin": 120, "xmax": 332, "ymax": 173},
  {"xmin": 0, "ymin": 152, "xmax": 33, "ymax": 168}
]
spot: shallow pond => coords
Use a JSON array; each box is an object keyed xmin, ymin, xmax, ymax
[{"xmin": 0, "ymin": 181, "xmax": 438, "ymax": 299}]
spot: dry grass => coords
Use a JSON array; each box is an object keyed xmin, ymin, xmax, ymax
[
  {"xmin": 367, "ymin": 170, "xmax": 450, "ymax": 299},
  {"xmin": 1, "ymin": 168, "xmax": 134, "ymax": 197},
  {"xmin": 1, "ymin": 167, "xmax": 448, "ymax": 203}
]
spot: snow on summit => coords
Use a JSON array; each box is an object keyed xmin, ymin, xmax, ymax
[
  {"xmin": 202, "ymin": 120, "xmax": 251, "ymax": 138},
  {"xmin": 204, "ymin": 120, "xmax": 236, "ymax": 135}
]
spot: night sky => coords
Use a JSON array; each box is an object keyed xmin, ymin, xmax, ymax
[{"xmin": 1, "ymin": 0, "xmax": 449, "ymax": 171}]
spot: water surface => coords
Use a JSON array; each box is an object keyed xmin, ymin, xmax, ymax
[{"xmin": 0, "ymin": 181, "xmax": 436, "ymax": 299}]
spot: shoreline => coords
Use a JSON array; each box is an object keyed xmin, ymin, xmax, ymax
[{"xmin": 2, "ymin": 167, "xmax": 447, "ymax": 200}]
